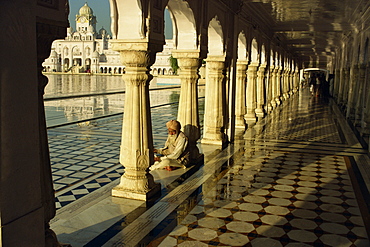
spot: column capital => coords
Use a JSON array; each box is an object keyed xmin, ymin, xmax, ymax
[
  {"xmin": 172, "ymin": 50, "xmax": 202, "ymax": 59},
  {"xmin": 236, "ymin": 60, "xmax": 249, "ymax": 66}
]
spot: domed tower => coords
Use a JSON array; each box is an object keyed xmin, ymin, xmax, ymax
[
  {"xmin": 91, "ymin": 50, "xmax": 100, "ymax": 73},
  {"xmin": 97, "ymin": 27, "xmax": 109, "ymax": 50},
  {"xmin": 75, "ymin": 3, "xmax": 97, "ymax": 35}
]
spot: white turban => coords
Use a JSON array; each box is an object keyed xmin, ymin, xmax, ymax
[{"xmin": 166, "ymin": 120, "xmax": 181, "ymax": 132}]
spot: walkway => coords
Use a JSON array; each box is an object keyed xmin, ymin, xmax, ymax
[{"xmin": 50, "ymin": 88, "xmax": 370, "ymax": 247}]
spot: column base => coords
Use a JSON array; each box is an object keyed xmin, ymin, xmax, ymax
[
  {"xmin": 201, "ymin": 137, "xmax": 227, "ymax": 146},
  {"xmin": 112, "ymin": 183, "xmax": 161, "ymax": 201},
  {"xmin": 235, "ymin": 118, "xmax": 246, "ymax": 129},
  {"xmin": 255, "ymin": 109, "xmax": 265, "ymax": 119},
  {"xmin": 266, "ymin": 104, "xmax": 273, "ymax": 113}
]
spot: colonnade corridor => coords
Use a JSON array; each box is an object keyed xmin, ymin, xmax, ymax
[{"xmin": 50, "ymin": 87, "xmax": 370, "ymax": 247}]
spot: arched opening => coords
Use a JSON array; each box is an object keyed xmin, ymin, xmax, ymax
[
  {"xmin": 237, "ymin": 31, "xmax": 247, "ymax": 62},
  {"xmin": 251, "ymin": 38, "xmax": 258, "ymax": 63},
  {"xmin": 64, "ymin": 58, "xmax": 70, "ymax": 71},
  {"xmin": 85, "ymin": 58, "xmax": 91, "ymax": 72},
  {"xmin": 208, "ymin": 16, "xmax": 224, "ymax": 56},
  {"xmin": 167, "ymin": 0, "xmax": 198, "ymax": 50},
  {"xmin": 261, "ymin": 44, "xmax": 266, "ymax": 65}
]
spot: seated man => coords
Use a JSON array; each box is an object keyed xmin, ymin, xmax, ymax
[{"xmin": 150, "ymin": 120, "xmax": 190, "ymax": 171}]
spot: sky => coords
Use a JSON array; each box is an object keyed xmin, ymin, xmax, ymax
[{"xmin": 68, "ymin": 0, "xmax": 173, "ymax": 38}]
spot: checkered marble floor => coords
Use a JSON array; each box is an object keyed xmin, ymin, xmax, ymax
[
  {"xmin": 159, "ymin": 151, "xmax": 368, "ymax": 246},
  {"xmin": 155, "ymin": 92, "xmax": 369, "ymax": 247}
]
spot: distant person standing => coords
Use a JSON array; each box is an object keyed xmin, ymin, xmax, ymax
[{"xmin": 309, "ymin": 75, "xmax": 317, "ymax": 96}]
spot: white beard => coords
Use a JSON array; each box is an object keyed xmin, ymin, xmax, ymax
[{"xmin": 167, "ymin": 134, "xmax": 177, "ymax": 145}]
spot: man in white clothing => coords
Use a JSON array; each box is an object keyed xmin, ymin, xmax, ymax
[{"xmin": 150, "ymin": 120, "xmax": 190, "ymax": 171}]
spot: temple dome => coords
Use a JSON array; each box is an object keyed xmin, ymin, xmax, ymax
[
  {"xmin": 92, "ymin": 51, "xmax": 100, "ymax": 58},
  {"xmin": 79, "ymin": 3, "xmax": 93, "ymax": 15}
]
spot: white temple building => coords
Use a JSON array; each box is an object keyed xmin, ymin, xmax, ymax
[{"xmin": 43, "ymin": 3, "xmax": 175, "ymax": 75}]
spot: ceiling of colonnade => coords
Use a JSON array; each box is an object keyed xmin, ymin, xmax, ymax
[{"xmin": 243, "ymin": 0, "xmax": 369, "ymax": 68}]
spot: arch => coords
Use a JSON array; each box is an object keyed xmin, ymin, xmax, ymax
[
  {"xmin": 109, "ymin": 0, "xmax": 145, "ymax": 39},
  {"xmin": 270, "ymin": 49, "xmax": 275, "ymax": 66},
  {"xmin": 261, "ymin": 44, "xmax": 266, "ymax": 64},
  {"xmin": 237, "ymin": 31, "xmax": 248, "ymax": 61},
  {"xmin": 100, "ymin": 67, "xmax": 104, "ymax": 73},
  {"xmin": 163, "ymin": 68, "xmax": 167, "ymax": 75},
  {"xmin": 208, "ymin": 16, "xmax": 224, "ymax": 56},
  {"xmin": 167, "ymin": 0, "xmax": 197, "ymax": 49},
  {"xmin": 118, "ymin": 67, "xmax": 122, "ymax": 74},
  {"xmin": 250, "ymin": 38, "xmax": 258, "ymax": 63},
  {"xmin": 153, "ymin": 68, "xmax": 158, "ymax": 75},
  {"xmin": 158, "ymin": 68, "xmax": 162, "ymax": 75}
]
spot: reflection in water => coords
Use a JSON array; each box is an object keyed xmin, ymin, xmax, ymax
[
  {"xmin": 44, "ymin": 74, "xmax": 126, "ymax": 97},
  {"xmin": 43, "ymin": 74, "xmax": 193, "ymax": 127}
]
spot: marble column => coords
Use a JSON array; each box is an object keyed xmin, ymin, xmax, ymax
[
  {"xmin": 172, "ymin": 51, "xmax": 202, "ymax": 160},
  {"xmin": 354, "ymin": 64, "xmax": 366, "ymax": 126},
  {"xmin": 333, "ymin": 68, "xmax": 341, "ymax": 100},
  {"xmin": 235, "ymin": 61, "xmax": 248, "ymax": 129},
  {"xmin": 343, "ymin": 68, "xmax": 351, "ymax": 109},
  {"xmin": 245, "ymin": 63, "xmax": 259, "ymax": 126},
  {"xmin": 266, "ymin": 66, "xmax": 275, "ymax": 113},
  {"xmin": 0, "ymin": 1, "xmax": 68, "ymax": 245},
  {"xmin": 37, "ymin": 25, "xmax": 68, "ymax": 247},
  {"xmin": 275, "ymin": 67, "xmax": 282, "ymax": 105},
  {"xmin": 111, "ymin": 42, "xmax": 160, "ymax": 200},
  {"xmin": 346, "ymin": 65, "xmax": 359, "ymax": 119},
  {"xmin": 283, "ymin": 69, "xmax": 290, "ymax": 99},
  {"xmin": 202, "ymin": 56, "xmax": 227, "ymax": 145},
  {"xmin": 337, "ymin": 68, "xmax": 346, "ymax": 106},
  {"xmin": 269, "ymin": 66, "xmax": 277, "ymax": 110},
  {"xmin": 255, "ymin": 64, "xmax": 266, "ymax": 119},
  {"xmin": 291, "ymin": 71, "xmax": 297, "ymax": 93},
  {"xmin": 361, "ymin": 63, "xmax": 370, "ymax": 134}
]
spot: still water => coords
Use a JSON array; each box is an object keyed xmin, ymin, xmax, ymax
[{"xmin": 44, "ymin": 74, "xmax": 186, "ymax": 127}]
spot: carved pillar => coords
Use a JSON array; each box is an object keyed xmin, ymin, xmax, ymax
[
  {"xmin": 363, "ymin": 63, "xmax": 370, "ymax": 134},
  {"xmin": 255, "ymin": 64, "xmax": 266, "ymax": 118},
  {"xmin": 269, "ymin": 67, "xmax": 277, "ymax": 109},
  {"xmin": 235, "ymin": 61, "xmax": 248, "ymax": 129},
  {"xmin": 290, "ymin": 71, "xmax": 296, "ymax": 93},
  {"xmin": 111, "ymin": 42, "xmax": 160, "ymax": 200},
  {"xmin": 354, "ymin": 64, "xmax": 366, "ymax": 126},
  {"xmin": 343, "ymin": 68, "xmax": 351, "ymax": 108},
  {"xmin": 202, "ymin": 56, "xmax": 227, "ymax": 145},
  {"xmin": 276, "ymin": 67, "xmax": 283, "ymax": 105},
  {"xmin": 244, "ymin": 63, "xmax": 259, "ymax": 126},
  {"xmin": 337, "ymin": 68, "xmax": 346, "ymax": 106},
  {"xmin": 266, "ymin": 66, "xmax": 275, "ymax": 113},
  {"xmin": 333, "ymin": 68, "xmax": 341, "ymax": 100},
  {"xmin": 346, "ymin": 65, "xmax": 359, "ymax": 119},
  {"xmin": 37, "ymin": 22, "xmax": 69, "ymax": 246},
  {"xmin": 283, "ymin": 69, "xmax": 290, "ymax": 99},
  {"xmin": 172, "ymin": 51, "xmax": 202, "ymax": 160}
]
